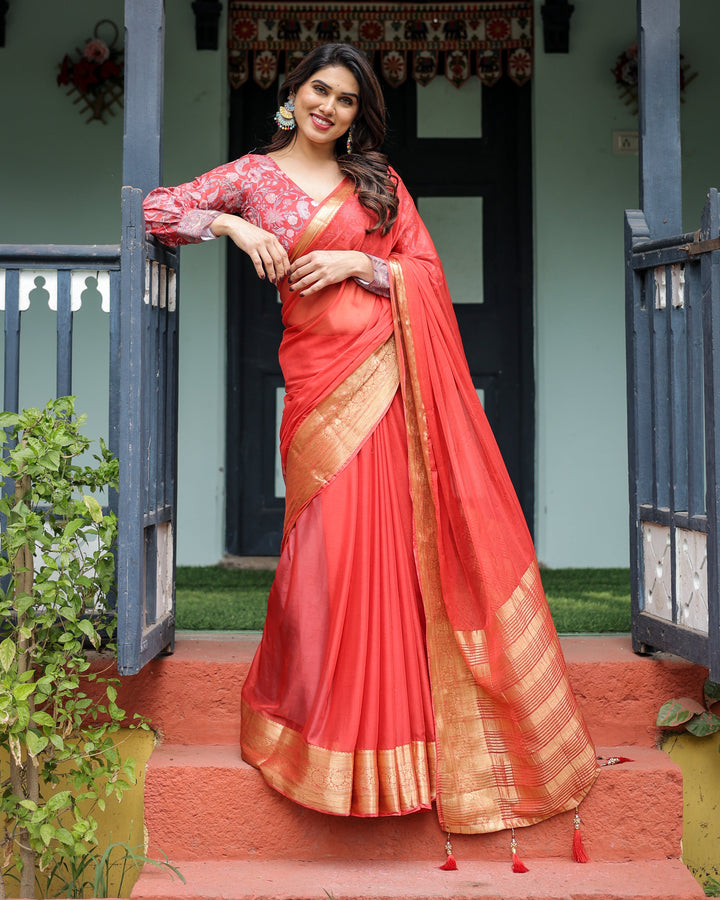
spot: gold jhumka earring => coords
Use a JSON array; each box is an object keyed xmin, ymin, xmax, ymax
[{"xmin": 274, "ymin": 96, "xmax": 296, "ymax": 130}]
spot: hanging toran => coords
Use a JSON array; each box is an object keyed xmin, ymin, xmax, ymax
[{"xmin": 228, "ymin": 2, "xmax": 533, "ymax": 90}]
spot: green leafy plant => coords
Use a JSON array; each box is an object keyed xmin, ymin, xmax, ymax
[
  {"xmin": 44, "ymin": 837, "xmax": 185, "ymax": 898},
  {"xmin": 657, "ymin": 679, "xmax": 720, "ymax": 738},
  {"xmin": 0, "ymin": 397, "xmax": 144, "ymax": 898}
]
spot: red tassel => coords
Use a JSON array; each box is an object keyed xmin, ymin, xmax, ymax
[
  {"xmin": 510, "ymin": 829, "xmax": 529, "ymax": 873},
  {"xmin": 572, "ymin": 809, "xmax": 590, "ymax": 863},
  {"xmin": 439, "ymin": 832, "xmax": 458, "ymax": 870}
]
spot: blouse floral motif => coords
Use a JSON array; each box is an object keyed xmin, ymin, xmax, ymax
[{"xmin": 143, "ymin": 154, "xmax": 390, "ymax": 296}]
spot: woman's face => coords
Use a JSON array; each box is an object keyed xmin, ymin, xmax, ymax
[{"xmin": 292, "ymin": 65, "xmax": 360, "ymax": 149}]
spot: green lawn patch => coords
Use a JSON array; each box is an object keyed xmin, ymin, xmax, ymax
[
  {"xmin": 175, "ymin": 566, "xmax": 273, "ymax": 630},
  {"xmin": 175, "ymin": 565, "xmax": 631, "ymax": 634},
  {"xmin": 540, "ymin": 567, "xmax": 631, "ymax": 633}
]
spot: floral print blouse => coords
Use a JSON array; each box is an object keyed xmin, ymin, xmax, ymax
[{"xmin": 142, "ymin": 154, "xmax": 390, "ymax": 297}]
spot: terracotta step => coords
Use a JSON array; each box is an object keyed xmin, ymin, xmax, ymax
[
  {"xmin": 142, "ymin": 743, "xmax": 681, "ymax": 863},
  {"xmin": 130, "ymin": 858, "xmax": 705, "ymax": 900},
  {"xmin": 113, "ymin": 635, "xmax": 706, "ymax": 747}
]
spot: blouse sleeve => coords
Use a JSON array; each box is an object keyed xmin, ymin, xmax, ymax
[
  {"xmin": 354, "ymin": 254, "xmax": 391, "ymax": 298},
  {"xmin": 143, "ymin": 158, "xmax": 249, "ymax": 247}
]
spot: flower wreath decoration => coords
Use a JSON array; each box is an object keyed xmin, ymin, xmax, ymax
[
  {"xmin": 57, "ymin": 20, "xmax": 124, "ymax": 124},
  {"xmin": 612, "ymin": 41, "xmax": 697, "ymax": 115}
]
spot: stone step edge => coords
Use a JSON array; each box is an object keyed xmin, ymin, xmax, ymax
[
  {"xmin": 130, "ymin": 857, "xmax": 705, "ymax": 900},
  {"xmin": 111, "ymin": 635, "xmax": 707, "ymax": 748},
  {"xmin": 142, "ymin": 744, "xmax": 682, "ymax": 864}
]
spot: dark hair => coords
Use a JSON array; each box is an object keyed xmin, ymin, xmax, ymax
[{"xmin": 263, "ymin": 43, "xmax": 398, "ymax": 235}]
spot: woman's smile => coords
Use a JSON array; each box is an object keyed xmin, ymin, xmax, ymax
[{"xmin": 310, "ymin": 113, "xmax": 333, "ymax": 130}]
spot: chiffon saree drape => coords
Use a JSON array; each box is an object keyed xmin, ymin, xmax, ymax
[{"xmin": 240, "ymin": 176, "xmax": 598, "ymax": 835}]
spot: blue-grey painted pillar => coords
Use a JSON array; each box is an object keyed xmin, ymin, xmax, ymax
[
  {"xmin": 122, "ymin": 0, "xmax": 164, "ymax": 194},
  {"xmin": 638, "ymin": 0, "xmax": 682, "ymax": 237}
]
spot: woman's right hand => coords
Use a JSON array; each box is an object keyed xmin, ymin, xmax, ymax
[{"xmin": 211, "ymin": 213, "xmax": 290, "ymax": 284}]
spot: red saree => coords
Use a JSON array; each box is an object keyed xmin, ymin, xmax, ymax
[{"xmin": 240, "ymin": 174, "xmax": 598, "ymax": 835}]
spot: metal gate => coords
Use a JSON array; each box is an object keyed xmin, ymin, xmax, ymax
[
  {"xmin": 627, "ymin": 191, "xmax": 720, "ymax": 679},
  {"xmin": 115, "ymin": 0, "xmax": 177, "ymax": 675},
  {"xmin": 116, "ymin": 189, "xmax": 179, "ymax": 675},
  {"xmin": 627, "ymin": 0, "xmax": 720, "ymax": 679}
]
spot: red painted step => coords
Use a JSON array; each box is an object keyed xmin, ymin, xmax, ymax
[
  {"xmin": 142, "ymin": 743, "xmax": 681, "ymax": 863},
  {"xmin": 130, "ymin": 858, "xmax": 705, "ymax": 900},
  {"xmin": 113, "ymin": 635, "xmax": 707, "ymax": 747},
  {"xmin": 116, "ymin": 636, "xmax": 706, "ymax": 900}
]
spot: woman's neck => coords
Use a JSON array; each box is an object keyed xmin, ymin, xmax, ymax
[{"xmin": 274, "ymin": 134, "xmax": 338, "ymax": 167}]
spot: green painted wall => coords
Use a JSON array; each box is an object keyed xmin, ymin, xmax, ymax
[
  {"xmin": 533, "ymin": 0, "xmax": 720, "ymax": 566},
  {"xmin": 1, "ymin": 1, "xmax": 718, "ymax": 566},
  {"xmin": 0, "ymin": 0, "xmax": 227, "ymax": 565}
]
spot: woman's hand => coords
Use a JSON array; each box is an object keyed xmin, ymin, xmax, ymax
[
  {"xmin": 288, "ymin": 251, "xmax": 373, "ymax": 295},
  {"xmin": 211, "ymin": 213, "xmax": 290, "ymax": 283}
]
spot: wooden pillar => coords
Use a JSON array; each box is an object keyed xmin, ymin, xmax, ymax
[
  {"xmin": 122, "ymin": 0, "xmax": 165, "ymax": 194},
  {"xmin": 637, "ymin": 0, "xmax": 682, "ymax": 237}
]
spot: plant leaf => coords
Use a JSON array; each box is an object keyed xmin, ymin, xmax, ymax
[
  {"xmin": 657, "ymin": 697, "xmax": 705, "ymax": 727},
  {"xmin": 26, "ymin": 730, "xmax": 49, "ymax": 757},
  {"xmin": 686, "ymin": 711, "xmax": 720, "ymax": 737},
  {"xmin": 82, "ymin": 494, "xmax": 103, "ymax": 523},
  {"xmin": 77, "ymin": 617, "xmax": 99, "ymax": 647},
  {"xmin": 704, "ymin": 679, "xmax": 720, "ymax": 706},
  {"xmin": 0, "ymin": 636, "xmax": 16, "ymax": 672},
  {"xmin": 14, "ymin": 682, "xmax": 36, "ymax": 702}
]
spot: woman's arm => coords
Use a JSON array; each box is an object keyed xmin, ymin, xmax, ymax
[
  {"xmin": 143, "ymin": 158, "xmax": 289, "ymax": 282},
  {"xmin": 288, "ymin": 252, "xmax": 390, "ymax": 298},
  {"xmin": 212, "ymin": 213, "xmax": 289, "ymax": 283},
  {"xmin": 142, "ymin": 161, "xmax": 243, "ymax": 247}
]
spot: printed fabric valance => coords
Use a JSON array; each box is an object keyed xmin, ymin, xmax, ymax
[{"xmin": 228, "ymin": 2, "xmax": 533, "ymax": 90}]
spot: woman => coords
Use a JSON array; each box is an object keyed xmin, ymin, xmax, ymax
[{"xmin": 143, "ymin": 43, "xmax": 597, "ymax": 846}]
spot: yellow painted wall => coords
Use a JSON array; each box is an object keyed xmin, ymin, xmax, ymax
[
  {"xmin": 2, "ymin": 728, "xmax": 155, "ymax": 899},
  {"xmin": 663, "ymin": 733, "xmax": 720, "ymax": 894}
]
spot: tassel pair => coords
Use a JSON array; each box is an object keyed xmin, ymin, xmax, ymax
[
  {"xmin": 509, "ymin": 812, "xmax": 589, "ymax": 873},
  {"xmin": 438, "ymin": 807, "xmax": 590, "ymax": 872}
]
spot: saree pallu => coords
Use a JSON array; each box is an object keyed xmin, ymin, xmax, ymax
[{"xmin": 240, "ymin": 177, "xmax": 598, "ymax": 834}]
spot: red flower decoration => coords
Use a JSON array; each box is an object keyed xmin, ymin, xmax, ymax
[
  {"xmin": 57, "ymin": 21, "xmax": 125, "ymax": 122},
  {"xmin": 233, "ymin": 18, "xmax": 257, "ymax": 41},
  {"xmin": 72, "ymin": 58, "xmax": 100, "ymax": 94},
  {"xmin": 360, "ymin": 20, "xmax": 383, "ymax": 42},
  {"xmin": 487, "ymin": 18, "xmax": 511, "ymax": 41}
]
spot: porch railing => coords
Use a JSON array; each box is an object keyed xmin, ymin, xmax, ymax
[
  {"xmin": 0, "ymin": 226, "xmax": 180, "ymax": 676},
  {"xmin": 0, "ymin": 244, "xmax": 121, "ymax": 417},
  {"xmin": 626, "ymin": 187, "xmax": 720, "ymax": 679}
]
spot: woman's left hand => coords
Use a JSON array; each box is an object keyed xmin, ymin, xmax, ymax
[{"xmin": 288, "ymin": 250, "xmax": 373, "ymax": 295}]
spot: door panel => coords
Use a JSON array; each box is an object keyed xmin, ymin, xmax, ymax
[{"xmin": 226, "ymin": 72, "xmax": 533, "ymax": 555}]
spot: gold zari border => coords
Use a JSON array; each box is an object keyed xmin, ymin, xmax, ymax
[
  {"xmin": 290, "ymin": 180, "xmax": 355, "ymax": 262},
  {"xmin": 241, "ymin": 699, "xmax": 436, "ymax": 817},
  {"xmin": 283, "ymin": 334, "xmax": 399, "ymax": 542},
  {"xmin": 389, "ymin": 260, "xmax": 597, "ymax": 834}
]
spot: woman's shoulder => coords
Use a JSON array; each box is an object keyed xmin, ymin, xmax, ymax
[{"xmin": 211, "ymin": 152, "xmax": 275, "ymax": 181}]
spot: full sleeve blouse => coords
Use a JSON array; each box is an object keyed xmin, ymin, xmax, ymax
[{"xmin": 143, "ymin": 153, "xmax": 389, "ymax": 296}]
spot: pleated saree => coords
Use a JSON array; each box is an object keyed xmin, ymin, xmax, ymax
[{"xmin": 239, "ymin": 170, "xmax": 598, "ymax": 835}]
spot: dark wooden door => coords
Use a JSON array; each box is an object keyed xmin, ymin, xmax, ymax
[{"xmin": 226, "ymin": 74, "xmax": 533, "ymax": 556}]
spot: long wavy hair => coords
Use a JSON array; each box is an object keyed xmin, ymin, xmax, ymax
[{"xmin": 263, "ymin": 43, "xmax": 398, "ymax": 235}]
